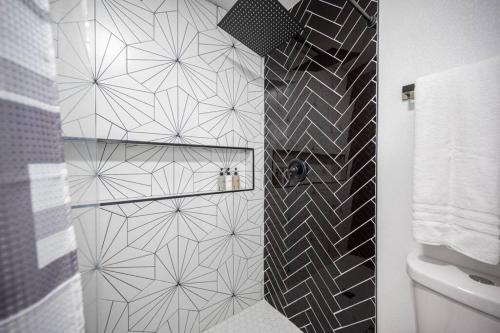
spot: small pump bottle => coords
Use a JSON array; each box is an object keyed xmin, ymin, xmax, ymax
[
  {"xmin": 225, "ymin": 168, "xmax": 232, "ymax": 191},
  {"xmin": 232, "ymin": 168, "xmax": 240, "ymax": 190},
  {"xmin": 218, "ymin": 168, "xmax": 225, "ymax": 191}
]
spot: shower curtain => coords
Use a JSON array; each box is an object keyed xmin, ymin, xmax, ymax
[{"xmin": 0, "ymin": 0, "xmax": 84, "ymax": 332}]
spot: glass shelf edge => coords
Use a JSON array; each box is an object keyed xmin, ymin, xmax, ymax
[
  {"xmin": 62, "ymin": 136, "xmax": 254, "ymax": 151},
  {"xmin": 70, "ymin": 188, "xmax": 255, "ymax": 209}
]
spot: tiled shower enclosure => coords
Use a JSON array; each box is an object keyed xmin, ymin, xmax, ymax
[{"xmin": 50, "ymin": 0, "xmax": 377, "ymax": 331}]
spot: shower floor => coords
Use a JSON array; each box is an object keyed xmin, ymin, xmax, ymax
[{"xmin": 203, "ymin": 300, "xmax": 302, "ymax": 333}]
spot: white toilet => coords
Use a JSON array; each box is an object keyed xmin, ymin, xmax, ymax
[{"xmin": 407, "ymin": 252, "xmax": 500, "ymax": 333}]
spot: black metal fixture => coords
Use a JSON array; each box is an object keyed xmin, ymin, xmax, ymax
[
  {"xmin": 287, "ymin": 159, "xmax": 309, "ymax": 183},
  {"xmin": 347, "ymin": 0, "xmax": 377, "ymax": 28},
  {"xmin": 402, "ymin": 83, "xmax": 416, "ymax": 101},
  {"xmin": 218, "ymin": 0, "xmax": 375, "ymax": 57},
  {"xmin": 218, "ymin": 0, "xmax": 303, "ymax": 57}
]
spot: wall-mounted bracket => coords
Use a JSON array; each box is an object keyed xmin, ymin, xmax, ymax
[{"xmin": 402, "ymin": 83, "xmax": 415, "ymax": 101}]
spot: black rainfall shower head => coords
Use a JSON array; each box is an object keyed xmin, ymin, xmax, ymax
[{"xmin": 218, "ymin": 0, "xmax": 303, "ymax": 57}]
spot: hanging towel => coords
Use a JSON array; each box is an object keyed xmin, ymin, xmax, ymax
[{"xmin": 412, "ymin": 56, "xmax": 500, "ymax": 265}]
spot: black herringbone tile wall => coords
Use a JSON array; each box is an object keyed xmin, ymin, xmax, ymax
[{"xmin": 263, "ymin": 0, "xmax": 377, "ymax": 332}]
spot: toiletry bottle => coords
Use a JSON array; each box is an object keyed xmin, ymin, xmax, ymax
[
  {"xmin": 225, "ymin": 168, "xmax": 232, "ymax": 191},
  {"xmin": 232, "ymin": 168, "xmax": 240, "ymax": 190},
  {"xmin": 218, "ymin": 168, "xmax": 225, "ymax": 191}
]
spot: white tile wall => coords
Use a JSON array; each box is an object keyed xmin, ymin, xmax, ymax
[{"xmin": 51, "ymin": 0, "xmax": 265, "ymax": 332}]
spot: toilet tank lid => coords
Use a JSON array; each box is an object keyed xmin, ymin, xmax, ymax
[{"xmin": 407, "ymin": 252, "xmax": 500, "ymax": 318}]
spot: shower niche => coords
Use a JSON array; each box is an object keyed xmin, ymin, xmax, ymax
[{"xmin": 64, "ymin": 137, "xmax": 254, "ymax": 208}]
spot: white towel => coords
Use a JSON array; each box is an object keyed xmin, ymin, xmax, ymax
[{"xmin": 413, "ymin": 56, "xmax": 500, "ymax": 265}]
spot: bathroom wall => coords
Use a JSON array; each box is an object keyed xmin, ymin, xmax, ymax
[
  {"xmin": 50, "ymin": 0, "xmax": 265, "ymax": 332},
  {"xmin": 264, "ymin": 0, "xmax": 377, "ymax": 332},
  {"xmin": 378, "ymin": 1, "xmax": 500, "ymax": 332}
]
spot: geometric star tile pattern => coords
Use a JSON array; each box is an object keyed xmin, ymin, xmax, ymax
[
  {"xmin": 264, "ymin": 0, "xmax": 377, "ymax": 332},
  {"xmin": 52, "ymin": 0, "xmax": 263, "ymax": 146},
  {"xmin": 50, "ymin": 0, "xmax": 265, "ymax": 332},
  {"xmin": 72, "ymin": 191, "xmax": 264, "ymax": 333}
]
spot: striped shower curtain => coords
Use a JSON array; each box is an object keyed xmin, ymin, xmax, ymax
[{"xmin": 0, "ymin": 0, "xmax": 85, "ymax": 332}]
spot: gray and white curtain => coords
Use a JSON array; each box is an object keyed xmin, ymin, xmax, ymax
[{"xmin": 0, "ymin": 0, "xmax": 84, "ymax": 332}]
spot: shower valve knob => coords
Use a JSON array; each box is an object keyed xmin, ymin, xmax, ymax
[{"xmin": 287, "ymin": 159, "xmax": 309, "ymax": 182}]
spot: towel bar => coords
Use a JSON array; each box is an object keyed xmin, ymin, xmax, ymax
[{"xmin": 402, "ymin": 83, "xmax": 415, "ymax": 101}]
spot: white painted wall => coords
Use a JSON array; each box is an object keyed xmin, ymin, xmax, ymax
[{"xmin": 377, "ymin": 1, "xmax": 500, "ymax": 332}]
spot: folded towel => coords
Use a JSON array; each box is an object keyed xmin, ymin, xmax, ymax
[{"xmin": 413, "ymin": 56, "xmax": 500, "ymax": 265}]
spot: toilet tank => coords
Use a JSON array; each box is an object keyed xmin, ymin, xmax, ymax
[{"xmin": 407, "ymin": 252, "xmax": 500, "ymax": 333}]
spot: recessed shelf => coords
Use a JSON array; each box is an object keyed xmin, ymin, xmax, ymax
[{"xmin": 63, "ymin": 137, "xmax": 254, "ymax": 208}]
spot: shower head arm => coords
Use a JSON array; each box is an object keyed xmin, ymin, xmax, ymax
[{"xmin": 347, "ymin": 0, "xmax": 377, "ymax": 28}]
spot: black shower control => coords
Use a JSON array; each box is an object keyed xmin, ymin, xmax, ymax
[{"xmin": 287, "ymin": 159, "xmax": 309, "ymax": 182}]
